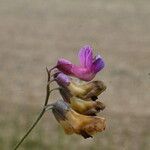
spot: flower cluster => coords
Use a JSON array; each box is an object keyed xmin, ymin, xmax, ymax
[{"xmin": 49, "ymin": 45, "xmax": 106, "ymax": 139}]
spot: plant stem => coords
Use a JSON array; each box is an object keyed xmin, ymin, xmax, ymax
[
  {"xmin": 13, "ymin": 108, "xmax": 45, "ymax": 150},
  {"xmin": 13, "ymin": 67, "xmax": 51, "ymax": 150},
  {"xmin": 44, "ymin": 67, "xmax": 51, "ymax": 106}
]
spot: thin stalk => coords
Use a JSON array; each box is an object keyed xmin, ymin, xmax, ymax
[
  {"xmin": 13, "ymin": 109, "xmax": 45, "ymax": 150},
  {"xmin": 49, "ymin": 87, "xmax": 61, "ymax": 93},
  {"xmin": 47, "ymin": 79, "xmax": 55, "ymax": 86},
  {"xmin": 13, "ymin": 67, "xmax": 51, "ymax": 150}
]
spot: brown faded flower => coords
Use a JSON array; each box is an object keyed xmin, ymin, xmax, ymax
[
  {"xmin": 68, "ymin": 80, "xmax": 107, "ymax": 101},
  {"xmin": 58, "ymin": 88, "xmax": 106, "ymax": 116},
  {"xmin": 54, "ymin": 72, "xmax": 107, "ymax": 101},
  {"xmin": 51, "ymin": 100, "xmax": 106, "ymax": 139},
  {"xmin": 69, "ymin": 97, "xmax": 105, "ymax": 116}
]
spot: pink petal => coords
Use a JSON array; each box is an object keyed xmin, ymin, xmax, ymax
[
  {"xmin": 57, "ymin": 59, "xmax": 73, "ymax": 75},
  {"xmin": 78, "ymin": 45, "xmax": 93, "ymax": 68},
  {"xmin": 71, "ymin": 65, "xmax": 95, "ymax": 81}
]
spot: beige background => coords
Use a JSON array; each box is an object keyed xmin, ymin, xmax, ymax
[{"xmin": 0, "ymin": 0, "xmax": 150, "ymax": 150}]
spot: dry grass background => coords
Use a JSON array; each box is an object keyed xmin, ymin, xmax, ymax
[{"xmin": 0, "ymin": 0, "xmax": 150, "ymax": 150}]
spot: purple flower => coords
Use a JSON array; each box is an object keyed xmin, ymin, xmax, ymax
[{"xmin": 56, "ymin": 45, "xmax": 105, "ymax": 81}]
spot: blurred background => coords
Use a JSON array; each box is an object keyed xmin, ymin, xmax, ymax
[{"xmin": 0, "ymin": 0, "xmax": 150, "ymax": 150}]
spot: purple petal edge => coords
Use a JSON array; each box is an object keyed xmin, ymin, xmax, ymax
[
  {"xmin": 92, "ymin": 55, "xmax": 105, "ymax": 73},
  {"xmin": 55, "ymin": 72, "xmax": 70, "ymax": 86}
]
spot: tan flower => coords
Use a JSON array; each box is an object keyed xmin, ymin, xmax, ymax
[
  {"xmin": 69, "ymin": 97, "xmax": 105, "ymax": 116},
  {"xmin": 54, "ymin": 73, "xmax": 106, "ymax": 101},
  {"xmin": 52, "ymin": 100, "xmax": 106, "ymax": 139}
]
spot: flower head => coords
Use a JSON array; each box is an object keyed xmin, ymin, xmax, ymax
[
  {"xmin": 48, "ymin": 45, "xmax": 107, "ymax": 139},
  {"xmin": 56, "ymin": 45, "xmax": 105, "ymax": 81},
  {"xmin": 52, "ymin": 100, "xmax": 106, "ymax": 138}
]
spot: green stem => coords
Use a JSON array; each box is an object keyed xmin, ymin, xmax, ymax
[
  {"xmin": 13, "ymin": 109, "xmax": 46, "ymax": 150},
  {"xmin": 13, "ymin": 67, "xmax": 51, "ymax": 150}
]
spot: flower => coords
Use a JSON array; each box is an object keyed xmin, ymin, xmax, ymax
[
  {"xmin": 69, "ymin": 97, "xmax": 105, "ymax": 116},
  {"xmin": 54, "ymin": 72, "xmax": 107, "ymax": 101},
  {"xmin": 56, "ymin": 45, "xmax": 105, "ymax": 81},
  {"xmin": 51, "ymin": 100, "xmax": 106, "ymax": 138}
]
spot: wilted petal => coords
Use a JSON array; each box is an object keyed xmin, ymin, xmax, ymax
[
  {"xmin": 68, "ymin": 80, "xmax": 106, "ymax": 101},
  {"xmin": 52, "ymin": 100, "xmax": 74, "ymax": 134},
  {"xmin": 52, "ymin": 100, "xmax": 106, "ymax": 138},
  {"xmin": 70, "ymin": 97, "xmax": 106, "ymax": 115},
  {"xmin": 92, "ymin": 55, "xmax": 105, "ymax": 73},
  {"xmin": 57, "ymin": 78, "xmax": 107, "ymax": 101},
  {"xmin": 59, "ymin": 87, "xmax": 72, "ymax": 103},
  {"xmin": 82, "ymin": 81, "xmax": 107, "ymax": 100},
  {"xmin": 81, "ymin": 115, "xmax": 106, "ymax": 138},
  {"xmin": 78, "ymin": 45, "xmax": 93, "ymax": 68}
]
